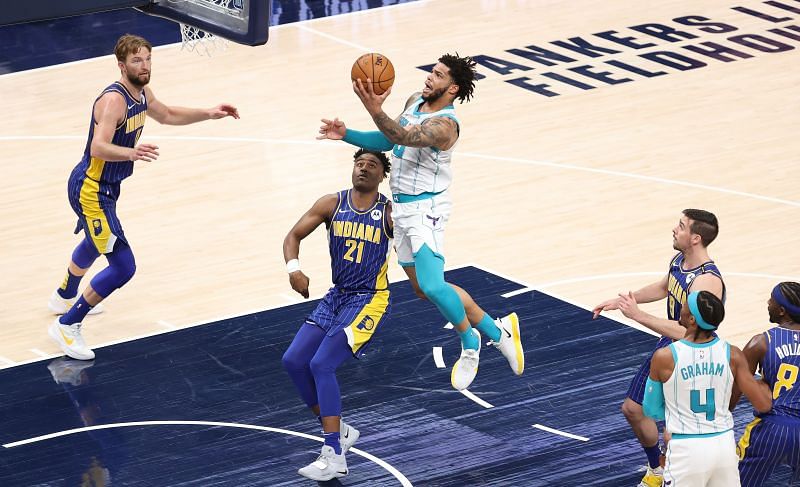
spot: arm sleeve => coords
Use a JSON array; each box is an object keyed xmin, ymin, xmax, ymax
[
  {"xmin": 643, "ymin": 377, "xmax": 666, "ymax": 421},
  {"xmin": 343, "ymin": 129, "xmax": 394, "ymax": 152}
]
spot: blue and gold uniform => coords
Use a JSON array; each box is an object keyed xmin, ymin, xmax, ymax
[
  {"xmin": 627, "ymin": 253, "xmax": 725, "ymax": 404},
  {"xmin": 67, "ymin": 82, "xmax": 147, "ymax": 254},
  {"xmin": 738, "ymin": 326, "xmax": 800, "ymax": 486},
  {"xmin": 306, "ymin": 190, "xmax": 393, "ymax": 356}
]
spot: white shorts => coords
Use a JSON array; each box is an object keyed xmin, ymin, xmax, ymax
[
  {"xmin": 391, "ymin": 192, "xmax": 452, "ymax": 266},
  {"xmin": 664, "ymin": 430, "xmax": 741, "ymax": 487}
]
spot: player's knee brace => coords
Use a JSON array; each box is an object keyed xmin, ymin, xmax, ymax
[
  {"xmin": 91, "ymin": 242, "xmax": 137, "ymax": 297},
  {"xmin": 72, "ymin": 238, "xmax": 101, "ymax": 269},
  {"xmin": 281, "ymin": 349, "xmax": 308, "ymax": 372}
]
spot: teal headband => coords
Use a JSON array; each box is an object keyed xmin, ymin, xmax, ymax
[{"xmin": 687, "ymin": 291, "xmax": 716, "ymax": 330}]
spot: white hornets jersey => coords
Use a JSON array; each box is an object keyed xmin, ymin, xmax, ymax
[
  {"xmin": 664, "ymin": 338, "xmax": 735, "ymax": 435},
  {"xmin": 390, "ymin": 97, "xmax": 459, "ymax": 195}
]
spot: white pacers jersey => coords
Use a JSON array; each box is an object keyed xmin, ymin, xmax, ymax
[
  {"xmin": 390, "ymin": 97, "xmax": 459, "ymax": 195},
  {"xmin": 664, "ymin": 338, "xmax": 735, "ymax": 435}
]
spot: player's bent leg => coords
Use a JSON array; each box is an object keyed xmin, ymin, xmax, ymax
[
  {"xmin": 50, "ymin": 241, "xmax": 136, "ymax": 360},
  {"xmin": 297, "ymin": 332, "xmax": 354, "ymax": 481},
  {"xmin": 49, "ymin": 238, "xmax": 105, "ymax": 316},
  {"xmin": 282, "ymin": 323, "xmax": 327, "ymax": 408}
]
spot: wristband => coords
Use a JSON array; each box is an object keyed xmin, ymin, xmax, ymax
[{"xmin": 286, "ymin": 259, "xmax": 300, "ymax": 274}]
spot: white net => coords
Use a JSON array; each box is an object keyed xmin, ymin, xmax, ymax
[
  {"xmin": 167, "ymin": 0, "xmax": 246, "ymax": 55},
  {"xmin": 178, "ymin": 23, "xmax": 229, "ymax": 56}
]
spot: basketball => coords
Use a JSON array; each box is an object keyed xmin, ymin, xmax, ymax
[{"xmin": 351, "ymin": 53, "xmax": 395, "ymax": 95}]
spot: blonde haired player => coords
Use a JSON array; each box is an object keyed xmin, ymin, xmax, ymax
[{"xmin": 47, "ymin": 34, "xmax": 239, "ymax": 360}]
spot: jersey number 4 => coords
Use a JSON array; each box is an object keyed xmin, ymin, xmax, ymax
[{"xmin": 690, "ymin": 388, "xmax": 716, "ymax": 421}]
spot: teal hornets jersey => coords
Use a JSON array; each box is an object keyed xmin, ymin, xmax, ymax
[
  {"xmin": 666, "ymin": 253, "xmax": 725, "ymax": 321},
  {"xmin": 75, "ymin": 82, "xmax": 147, "ymax": 184},
  {"xmin": 390, "ymin": 97, "xmax": 459, "ymax": 195},
  {"xmin": 328, "ymin": 190, "xmax": 392, "ymax": 291},
  {"xmin": 664, "ymin": 338, "xmax": 735, "ymax": 435},
  {"xmin": 762, "ymin": 326, "xmax": 800, "ymax": 418}
]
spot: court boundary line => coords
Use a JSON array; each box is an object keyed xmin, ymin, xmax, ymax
[
  {"xmin": 2, "ymin": 135, "xmax": 795, "ymax": 208},
  {"xmin": 2, "ymin": 420, "xmax": 412, "ymax": 486}
]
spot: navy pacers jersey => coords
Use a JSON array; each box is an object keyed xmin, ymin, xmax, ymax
[
  {"xmin": 74, "ymin": 82, "xmax": 147, "ymax": 184},
  {"xmin": 666, "ymin": 253, "xmax": 725, "ymax": 321},
  {"xmin": 762, "ymin": 326, "xmax": 800, "ymax": 418},
  {"xmin": 328, "ymin": 190, "xmax": 392, "ymax": 291}
]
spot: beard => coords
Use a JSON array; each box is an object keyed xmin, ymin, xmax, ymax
[
  {"xmin": 768, "ymin": 309, "xmax": 780, "ymax": 323},
  {"xmin": 126, "ymin": 71, "xmax": 150, "ymax": 87},
  {"xmin": 422, "ymin": 86, "xmax": 448, "ymax": 103}
]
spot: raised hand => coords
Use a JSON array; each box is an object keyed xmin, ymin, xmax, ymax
[
  {"xmin": 317, "ymin": 117, "xmax": 347, "ymax": 140},
  {"xmin": 353, "ymin": 78, "xmax": 392, "ymax": 116}
]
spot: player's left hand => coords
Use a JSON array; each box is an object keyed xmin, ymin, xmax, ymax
[
  {"xmin": 353, "ymin": 78, "xmax": 392, "ymax": 115},
  {"xmin": 209, "ymin": 104, "xmax": 240, "ymax": 119},
  {"xmin": 617, "ymin": 291, "xmax": 642, "ymax": 320}
]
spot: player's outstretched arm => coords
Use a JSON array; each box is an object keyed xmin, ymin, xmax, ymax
[
  {"xmin": 282, "ymin": 194, "xmax": 337, "ymax": 299},
  {"xmin": 91, "ymin": 92, "xmax": 159, "ymax": 162},
  {"xmin": 616, "ymin": 291, "xmax": 686, "ymax": 339},
  {"xmin": 729, "ymin": 333, "xmax": 768, "ymax": 410},
  {"xmin": 731, "ymin": 345, "xmax": 772, "ymax": 414},
  {"xmin": 317, "ymin": 118, "xmax": 347, "ymax": 140},
  {"xmin": 592, "ymin": 275, "xmax": 668, "ymax": 319},
  {"xmin": 144, "ymin": 87, "xmax": 239, "ymax": 125},
  {"xmin": 352, "ymin": 79, "xmax": 457, "ymax": 150}
]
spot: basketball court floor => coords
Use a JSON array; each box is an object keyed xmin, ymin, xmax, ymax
[{"xmin": 1, "ymin": 0, "xmax": 799, "ymax": 485}]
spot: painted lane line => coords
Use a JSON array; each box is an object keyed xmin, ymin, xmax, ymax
[
  {"xmin": 461, "ymin": 390, "xmax": 494, "ymax": 409},
  {"xmin": 432, "ymin": 347, "xmax": 445, "ymax": 369},
  {"xmin": 532, "ymin": 424, "xmax": 589, "ymax": 442},
  {"xmin": 3, "ymin": 420, "xmax": 412, "ymax": 486}
]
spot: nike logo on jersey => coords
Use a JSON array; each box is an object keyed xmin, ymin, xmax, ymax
[
  {"xmin": 127, "ymin": 104, "xmax": 135, "ymax": 109},
  {"xmin": 338, "ymin": 209, "xmax": 350, "ymax": 214}
]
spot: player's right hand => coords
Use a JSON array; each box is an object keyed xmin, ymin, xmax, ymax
[
  {"xmin": 317, "ymin": 118, "xmax": 346, "ymax": 140},
  {"xmin": 131, "ymin": 143, "xmax": 160, "ymax": 162},
  {"xmin": 592, "ymin": 298, "xmax": 621, "ymax": 319},
  {"xmin": 289, "ymin": 271, "xmax": 310, "ymax": 299}
]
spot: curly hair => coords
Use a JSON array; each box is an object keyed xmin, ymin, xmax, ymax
[
  {"xmin": 354, "ymin": 148, "xmax": 391, "ymax": 177},
  {"xmin": 438, "ymin": 53, "xmax": 477, "ymax": 103}
]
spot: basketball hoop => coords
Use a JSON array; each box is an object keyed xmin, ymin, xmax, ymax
[
  {"xmin": 139, "ymin": 0, "xmax": 269, "ymax": 47},
  {"xmin": 164, "ymin": 0, "xmax": 243, "ymax": 55},
  {"xmin": 178, "ymin": 23, "xmax": 229, "ymax": 56}
]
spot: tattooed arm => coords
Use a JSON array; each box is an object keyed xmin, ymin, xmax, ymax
[
  {"xmin": 352, "ymin": 78, "xmax": 459, "ymax": 150},
  {"xmin": 372, "ymin": 112, "xmax": 458, "ymax": 150}
]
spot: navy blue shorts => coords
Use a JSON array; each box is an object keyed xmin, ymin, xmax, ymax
[
  {"xmin": 306, "ymin": 288, "xmax": 391, "ymax": 358},
  {"xmin": 738, "ymin": 415, "xmax": 800, "ymax": 486},
  {"xmin": 626, "ymin": 335, "xmax": 673, "ymax": 404}
]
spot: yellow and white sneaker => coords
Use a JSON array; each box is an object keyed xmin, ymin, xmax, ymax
[
  {"xmin": 47, "ymin": 357, "xmax": 94, "ymax": 386},
  {"xmin": 451, "ymin": 330, "xmax": 481, "ymax": 390},
  {"xmin": 48, "ymin": 290, "xmax": 104, "ymax": 316},
  {"xmin": 638, "ymin": 466, "xmax": 664, "ymax": 487},
  {"xmin": 48, "ymin": 318, "xmax": 95, "ymax": 360},
  {"xmin": 490, "ymin": 312, "xmax": 524, "ymax": 376}
]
